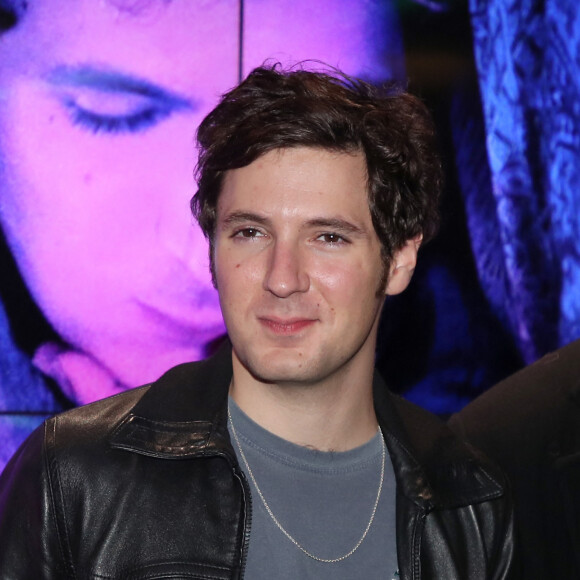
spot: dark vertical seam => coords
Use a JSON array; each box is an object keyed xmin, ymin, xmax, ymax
[
  {"xmin": 411, "ymin": 511, "xmax": 425, "ymax": 580},
  {"xmin": 238, "ymin": 0, "xmax": 245, "ymax": 82},
  {"xmin": 45, "ymin": 418, "xmax": 77, "ymax": 578}
]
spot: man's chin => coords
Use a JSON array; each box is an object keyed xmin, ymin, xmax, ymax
[{"xmin": 243, "ymin": 357, "xmax": 320, "ymax": 387}]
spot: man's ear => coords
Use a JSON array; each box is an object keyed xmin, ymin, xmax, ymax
[{"xmin": 384, "ymin": 234, "xmax": 422, "ymax": 296}]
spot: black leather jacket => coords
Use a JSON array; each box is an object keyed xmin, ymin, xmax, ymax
[{"xmin": 0, "ymin": 345, "xmax": 515, "ymax": 579}]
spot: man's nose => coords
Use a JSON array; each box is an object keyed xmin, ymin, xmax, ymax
[{"xmin": 263, "ymin": 241, "xmax": 310, "ymax": 298}]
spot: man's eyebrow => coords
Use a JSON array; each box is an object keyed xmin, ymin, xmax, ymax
[
  {"xmin": 221, "ymin": 212, "xmax": 269, "ymax": 226},
  {"xmin": 306, "ymin": 217, "xmax": 367, "ymax": 236},
  {"xmin": 46, "ymin": 64, "xmax": 195, "ymax": 110}
]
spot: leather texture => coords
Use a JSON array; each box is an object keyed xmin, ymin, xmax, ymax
[{"xmin": 0, "ymin": 343, "xmax": 515, "ymax": 579}]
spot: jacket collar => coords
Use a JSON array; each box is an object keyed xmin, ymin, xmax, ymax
[
  {"xmin": 110, "ymin": 341, "xmax": 505, "ymax": 509},
  {"xmin": 110, "ymin": 340, "xmax": 233, "ymax": 460}
]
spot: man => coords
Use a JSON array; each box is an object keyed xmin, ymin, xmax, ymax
[
  {"xmin": 449, "ymin": 337, "xmax": 580, "ymax": 578},
  {"xmin": 0, "ymin": 65, "xmax": 514, "ymax": 578}
]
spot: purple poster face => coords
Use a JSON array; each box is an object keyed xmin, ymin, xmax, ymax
[
  {"xmin": 0, "ymin": 0, "xmax": 240, "ymax": 403},
  {"xmin": 0, "ymin": 0, "xmax": 402, "ymax": 470}
]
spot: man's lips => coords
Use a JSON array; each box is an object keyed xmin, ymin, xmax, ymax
[{"xmin": 258, "ymin": 317, "xmax": 317, "ymax": 335}]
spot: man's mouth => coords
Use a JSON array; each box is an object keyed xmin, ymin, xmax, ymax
[{"xmin": 258, "ymin": 317, "xmax": 317, "ymax": 335}]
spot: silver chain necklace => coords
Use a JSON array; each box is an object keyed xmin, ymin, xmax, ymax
[{"xmin": 227, "ymin": 407, "xmax": 386, "ymax": 563}]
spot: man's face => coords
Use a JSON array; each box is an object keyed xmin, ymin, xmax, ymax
[{"xmin": 214, "ymin": 147, "xmax": 389, "ymax": 386}]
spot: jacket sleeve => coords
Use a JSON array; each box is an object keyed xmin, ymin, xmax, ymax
[{"xmin": 0, "ymin": 422, "xmax": 70, "ymax": 579}]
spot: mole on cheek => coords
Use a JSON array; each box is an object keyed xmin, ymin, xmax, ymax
[{"xmin": 235, "ymin": 264, "xmax": 240, "ymax": 268}]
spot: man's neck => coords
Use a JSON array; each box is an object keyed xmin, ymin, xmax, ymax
[{"xmin": 229, "ymin": 355, "xmax": 378, "ymax": 452}]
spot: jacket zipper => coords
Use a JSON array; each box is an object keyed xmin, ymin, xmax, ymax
[
  {"xmin": 212, "ymin": 449, "xmax": 252, "ymax": 579},
  {"xmin": 410, "ymin": 511, "xmax": 426, "ymax": 580}
]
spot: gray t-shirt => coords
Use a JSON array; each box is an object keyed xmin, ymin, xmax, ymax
[{"xmin": 228, "ymin": 398, "xmax": 399, "ymax": 579}]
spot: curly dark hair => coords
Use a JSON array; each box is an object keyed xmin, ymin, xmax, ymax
[{"xmin": 192, "ymin": 63, "xmax": 442, "ymax": 275}]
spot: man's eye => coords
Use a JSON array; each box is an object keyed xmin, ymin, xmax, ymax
[
  {"xmin": 318, "ymin": 233, "xmax": 346, "ymax": 244},
  {"xmin": 234, "ymin": 228, "xmax": 264, "ymax": 239}
]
